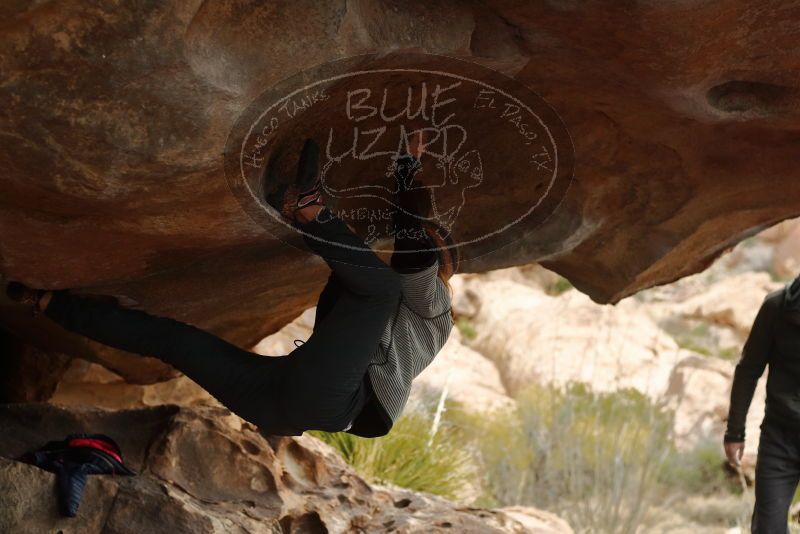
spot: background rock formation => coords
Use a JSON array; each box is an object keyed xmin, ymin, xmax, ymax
[{"xmin": 1, "ymin": 2, "xmax": 799, "ymax": 398}]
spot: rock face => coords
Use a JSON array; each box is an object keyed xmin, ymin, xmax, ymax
[
  {"xmin": 0, "ymin": 403, "xmax": 571, "ymax": 534},
  {"xmin": 454, "ymin": 265, "xmax": 776, "ymax": 457},
  {"xmin": 411, "ymin": 328, "xmax": 514, "ymax": 414},
  {"xmin": 764, "ymin": 219, "xmax": 800, "ymax": 278},
  {"xmin": 49, "ymin": 358, "xmax": 217, "ymax": 410},
  {"xmin": 662, "ymin": 353, "xmax": 766, "ymax": 468},
  {"xmin": 458, "ymin": 276, "xmax": 686, "ymax": 399},
  {"xmin": 671, "ymin": 272, "xmax": 783, "ymax": 337},
  {"xmin": 2, "ymin": 1, "xmax": 800, "ymax": 391}
]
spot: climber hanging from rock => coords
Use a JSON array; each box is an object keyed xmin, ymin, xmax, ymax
[{"xmin": 5, "ymin": 136, "xmax": 457, "ymax": 438}]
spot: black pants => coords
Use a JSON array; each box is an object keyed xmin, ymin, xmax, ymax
[
  {"xmin": 43, "ymin": 208, "xmax": 428, "ymax": 436},
  {"xmin": 751, "ymin": 418, "xmax": 800, "ymax": 534}
]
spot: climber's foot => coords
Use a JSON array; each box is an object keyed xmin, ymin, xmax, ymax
[
  {"xmin": 6, "ymin": 282, "xmax": 52, "ymax": 315},
  {"xmin": 263, "ymin": 146, "xmax": 296, "ymax": 221},
  {"xmin": 294, "ymin": 204, "xmax": 324, "ymax": 225},
  {"xmin": 291, "ymin": 138, "xmax": 327, "ymax": 223},
  {"xmin": 296, "ymin": 138, "xmax": 321, "ymax": 193},
  {"xmin": 295, "ymin": 138, "xmax": 324, "ymax": 209}
]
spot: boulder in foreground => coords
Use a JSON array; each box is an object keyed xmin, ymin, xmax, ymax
[{"xmin": 0, "ymin": 403, "xmax": 571, "ymax": 533}]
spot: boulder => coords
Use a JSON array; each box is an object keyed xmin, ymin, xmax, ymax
[
  {"xmin": 662, "ymin": 354, "xmax": 766, "ymax": 459},
  {"xmin": 671, "ymin": 272, "xmax": 784, "ymax": 336},
  {"xmin": 636, "ymin": 270, "xmax": 784, "ymax": 361},
  {"xmin": 2, "ymin": 1, "xmax": 800, "ymax": 394},
  {"xmin": 0, "ymin": 403, "xmax": 571, "ymax": 533},
  {"xmin": 460, "ymin": 277, "xmax": 684, "ymax": 399},
  {"xmin": 49, "ymin": 358, "xmax": 216, "ymax": 410},
  {"xmin": 771, "ymin": 220, "xmax": 800, "ymax": 278},
  {"xmin": 412, "ymin": 328, "xmax": 515, "ymax": 414}
]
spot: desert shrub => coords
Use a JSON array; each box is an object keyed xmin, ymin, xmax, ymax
[
  {"xmin": 668, "ymin": 493, "xmax": 754, "ymax": 529},
  {"xmin": 718, "ymin": 347, "xmax": 741, "ymax": 360},
  {"xmin": 308, "ymin": 408, "xmax": 477, "ymax": 501},
  {"xmin": 676, "ymin": 339, "xmax": 713, "ymax": 356},
  {"xmin": 456, "ymin": 316, "xmax": 478, "ymax": 340},
  {"xmin": 657, "ymin": 438, "xmax": 738, "ymax": 496},
  {"xmin": 312, "ymin": 381, "xmax": 755, "ymax": 532},
  {"xmin": 548, "ymin": 276, "xmax": 574, "ymax": 295},
  {"xmin": 449, "ymin": 382, "xmax": 677, "ymax": 534}
]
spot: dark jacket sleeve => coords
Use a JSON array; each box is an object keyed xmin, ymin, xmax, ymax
[{"xmin": 724, "ymin": 291, "xmax": 780, "ymax": 443}]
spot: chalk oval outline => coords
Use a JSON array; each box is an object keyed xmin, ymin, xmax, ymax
[{"xmin": 227, "ymin": 52, "xmax": 574, "ymax": 257}]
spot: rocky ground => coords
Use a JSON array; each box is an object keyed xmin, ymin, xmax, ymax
[
  {"xmin": 3, "ymin": 0, "xmax": 800, "ymax": 393},
  {"xmin": 0, "ymin": 403, "xmax": 572, "ymax": 534}
]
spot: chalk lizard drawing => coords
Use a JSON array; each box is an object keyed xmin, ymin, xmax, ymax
[{"xmin": 318, "ymin": 149, "xmax": 483, "ymax": 237}]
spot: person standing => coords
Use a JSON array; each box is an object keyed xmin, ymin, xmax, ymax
[{"xmin": 724, "ymin": 276, "xmax": 800, "ymax": 534}]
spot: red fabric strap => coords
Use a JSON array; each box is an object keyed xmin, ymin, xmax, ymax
[{"xmin": 68, "ymin": 438, "xmax": 123, "ymax": 464}]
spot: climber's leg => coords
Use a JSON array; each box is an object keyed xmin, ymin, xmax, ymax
[
  {"xmin": 279, "ymin": 274, "xmax": 401, "ymax": 432},
  {"xmin": 257, "ymin": 207, "xmax": 402, "ymax": 432},
  {"xmin": 297, "ymin": 206, "xmax": 402, "ymax": 297},
  {"xmin": 42, "ymin": 292, "xmax": 291, "ymax": 430},
  {"xmin": 313, "ymin": 272, "xmax": 343, "ymax": 331},
  {"xmin": 390, "ymin": 187, "xmax": 437, "ymax": 274}
]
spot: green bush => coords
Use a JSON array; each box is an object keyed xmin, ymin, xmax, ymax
[
  {"xmin": 718, "ymin": 347, "xmax": 741, "ymax": 361},
  {"xmin": 456, "ymin": 317, "xmax": 478, "ymax": 340},
  {"xmin": 657, "ymin": 438, "xmax": 738, "ymax": 496},
  {"xmin": 448, "ymin": 382, "xmax": 677, "ymax": 533},
  {"xmin": 549, "ymin": 276, "xmax": 574, "ymax": 296},
  {"xmin": 308, "ymin": 408, "xmax": 478, "ymax": 501},
  {"xmin": 676, "ymin": 339, "xmax": 712, "ymax": 356}
]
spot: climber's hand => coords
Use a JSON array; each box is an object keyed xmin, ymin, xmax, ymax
[
  {"xmin": 407, "ymin": 129, "xmax": 427, "ymax": 159},
  {"xmin": 724, "ymin": 440, "xmax": 745, "ymax": 468},
  {"xmin": 391, "ymin": 153, "xmax": 422, "ymax": 194}
]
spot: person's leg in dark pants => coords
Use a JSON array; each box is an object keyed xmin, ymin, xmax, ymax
[
  {"xmin": 751, "ymin": 422, "xmax": 800, "ymax": 534},
  {"xmin": 279, "ymin": 207, "xmax": 402, "ymax": 432},
  {"xmin": 297, "ymin": 207, "xmax": 400, "ymax": 293},
  {"xmin": 37, "ymin": 206, "xmax": 399, "ymax": 435},
  {"xmin": 43, "ymin": 292, "xmax": 292, "ymax": 432},
  {"xmin": 390, "ymin": 182, "xmax": 437, "ymax": 274},
  {"xmin": 313, "ymin": 272, "xmax": 342, "ymax": 331},
  {"xmin": 280, "ymin": 285, "xmax": 397, "ymax": 431},
  {"xmin": 312, "ymin": 186, "xmax": 434, "ymax": 327}
]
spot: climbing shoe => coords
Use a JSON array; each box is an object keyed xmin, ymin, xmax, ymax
[
  {"xmin": 295, "ymin": 138, "xmax": 324, "ymax": 210},
  {"xmin": 263, "ymin": 148, "xmax": 296, "ymax": 221},
  {"xmin": 296, "ymin": 138, "xmax": 321, "ymax": 192}
]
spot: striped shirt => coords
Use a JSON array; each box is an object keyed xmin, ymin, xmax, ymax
[{"xmin": 346, "ymin": 260, "xmax": 453, "ymax": 432}]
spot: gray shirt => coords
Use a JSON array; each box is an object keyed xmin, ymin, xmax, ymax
[{"xmin": 348, "ymin": 260, "xmax": 453, "ymax": 430}]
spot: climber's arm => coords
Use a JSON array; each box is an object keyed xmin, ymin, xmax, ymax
[
  {"xmin": 724, "ymin": 292, "xmax": 779, "ymax": 443},
  {"xmin": 399, "ymin": 262, "xmax": 451, "ymax": 318}
]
